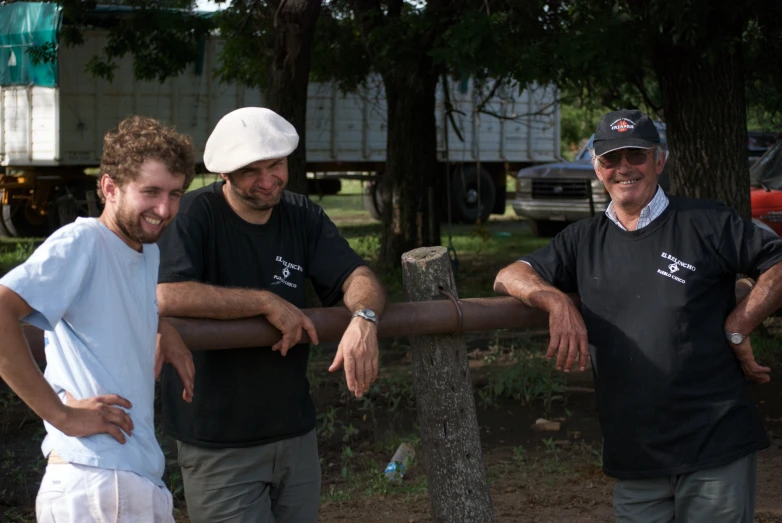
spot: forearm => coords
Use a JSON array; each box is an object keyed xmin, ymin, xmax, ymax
[
  {"xmin": 157, "ymin": 281, "xmax": 279, "ymax": 320},
  {"xmin": 494, "ymin": 261, "xmax": 571, "ymax": 312},
  {"xmin": 342, "ymin": 266, "xmax": 386, "ymax": 316},
  {"xmin": 158, "ymin": 317, "xmax": 179, "ymax": 337},
  {"xmin": 0, "ymin": 311, "xmax": 66, "ymax": 426},
  {"xmin": 725, "ymin": 262, "xmax": 782, "ymax": 335}
]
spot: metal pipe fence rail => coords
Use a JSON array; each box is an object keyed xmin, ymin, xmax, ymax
[
  {"xmin": 20, "ymin": 279, "xmax": 755, "ymax": 364},
  {"xmin": 22, "ymin": 295, "xmax": 555, "ymax": 363}
]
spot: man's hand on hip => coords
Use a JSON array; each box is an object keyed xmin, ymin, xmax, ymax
[
  {"xmin": 264, "ymin": 293, "xmax": 319, "ymax": 355},
  {"xmin": 547, "ymin": 296, "xmax": 590, "ymax": 372},
  {"xmin": 329, "ymin": 317, "xmax": 379, "ymax": 398},
  {"xmin": 57, "ymin": 391, "xmax": 135, "ymax": 444}
]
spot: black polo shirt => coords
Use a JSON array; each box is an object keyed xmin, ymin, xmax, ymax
[
  {"xmin": 522, "ymin": 196, "xmax": 782, "ymax": 479},
  {"xmin": 158, "ymin": 182, "xmax": 365, "ymax": 447}
]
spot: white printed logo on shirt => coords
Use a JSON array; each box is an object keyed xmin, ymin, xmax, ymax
[
  {"xmin": 273, "ymin": 256, "xmax": 303, "ymax": 289},
  {"xmin": 657, "ymin": 252, "xmax": 696, "ymax": 284}
]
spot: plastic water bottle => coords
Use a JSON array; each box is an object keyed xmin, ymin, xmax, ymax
[{"xmin": 383, "ymin": 442, "xmax": 415, "ymax": 482}]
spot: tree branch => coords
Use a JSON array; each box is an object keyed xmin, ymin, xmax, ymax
[
  {"xmin": 629, "ymin": 77, "xmax": 661, "ymax": 115},
  {"xmin": 273, "ymin": 0, "xmax": 287, "ymax": 29},
  {"xmin": 474, "ymin": 77, "xmax": 504, "ymax": 114},
  {"xmin": 442, "ymin": 75, "xmax": 466, "ymax": 143},
  {"xmin": 349, "ymin": 0, "xmax": 385, "ymax": 61}
]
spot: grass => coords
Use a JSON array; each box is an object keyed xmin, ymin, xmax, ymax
[
  {"xmin": 752, "ymin": 331, "xmax": 782, "ymax": 368},
  {"xmin": 187, "ymin": 172, "xmax": 222, "ymax": 192},
  {"xmin": 337, "ymin": 215, "xmax": 544, "ymax": 300},
  {"xmin": 0, "ymin": 240, "xmax": 37, "ymax": 276}
]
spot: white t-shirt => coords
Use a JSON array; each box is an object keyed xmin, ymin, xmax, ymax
[{"xmin": 0, "ymin": 218, "xmax": 164, "ymax": 486}]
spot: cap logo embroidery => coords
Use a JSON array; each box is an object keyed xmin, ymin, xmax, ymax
[{"xmin": 610, "ymin": 118, "xmax": 635, "ymax": 133}]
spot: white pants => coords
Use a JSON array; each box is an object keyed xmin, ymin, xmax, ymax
[{"xmin": 36, "ymin": 463, "xmax": 175, "ymax": 523}]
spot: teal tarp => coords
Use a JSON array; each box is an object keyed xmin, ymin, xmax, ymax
[{"xmin": 0, "ymin": 2, "xmax": 62, "ymax": 87}]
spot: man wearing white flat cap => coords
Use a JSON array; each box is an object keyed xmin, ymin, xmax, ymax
[{"xmin": 156, "ymin": 107, "xmax": 385, "ymax": 523}]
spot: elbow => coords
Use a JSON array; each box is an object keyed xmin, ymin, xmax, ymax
[{"xmin": 494, "ymin": 267, "xmax": 509, "ymax": 295}]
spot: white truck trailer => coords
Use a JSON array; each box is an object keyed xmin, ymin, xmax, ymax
[{"xmin": 0, "ymin": 3, "xmax": 561, "ymax": 236}]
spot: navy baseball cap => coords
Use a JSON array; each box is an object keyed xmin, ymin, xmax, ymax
[{"xmin": 593, "ymin": 109, "xmax": 660, "ymax": 156}]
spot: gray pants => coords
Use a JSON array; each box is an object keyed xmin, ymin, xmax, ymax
[
  {"xmin": 613, "ymin": 453, "xmax": 757, "ymax": 523},
  {"xmin": 177, "ymin": 429, "xmax": 321, "ymax": 523}
]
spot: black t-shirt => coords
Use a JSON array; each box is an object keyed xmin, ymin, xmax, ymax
[
  {"xmin": 157, "ymin": 182, "xmax": 365, "ymax": 447},
  {"xmin": 521, "ymin": 196, "xmax": 782, "ymax": 479}
]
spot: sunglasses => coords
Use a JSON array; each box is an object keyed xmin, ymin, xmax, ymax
[{"xmin": 597, "ymin": 148, "xmax": 653, "ymax": 169}]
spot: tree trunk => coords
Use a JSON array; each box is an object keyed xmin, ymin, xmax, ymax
[
  {"xmin": 652, "ymin": 31, "xmax": 750, "ymax": 216},
  {"xmin": 265, "ymin": 0, "xmax": 322, "ymax": 195},
  {"xmin": 378, "ymin": 67, "xmax": 441, "ymax": 270},
  {"xmin": 401, "ymin": 246, "xmax": 494, "ymax": 523}
]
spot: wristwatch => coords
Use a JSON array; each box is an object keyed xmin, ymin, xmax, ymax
[
  {"xmin": 725, "ymin": 331, "xmax": 746, "ymax": 345},
  {"xmin": 352, "ymin": 309, "xmax": 378, "ymax": 324}
]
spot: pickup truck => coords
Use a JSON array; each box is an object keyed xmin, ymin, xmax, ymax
[{"xmin": 513, "ymin": 126, "xmax": 780, "ymax": 236}]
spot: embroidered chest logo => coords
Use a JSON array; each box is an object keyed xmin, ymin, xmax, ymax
[
  {"xmin": 658, "ymin": 252, "xmax": 696, "ymax": 284},
  {"xmin": 273, "ymin": 256, "xmax": 303, "ymax": 289}
]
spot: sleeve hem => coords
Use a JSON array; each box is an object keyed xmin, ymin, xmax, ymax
[{"xmin": 318, "ymin": 260, "xmax": 367, "ymax": 308}]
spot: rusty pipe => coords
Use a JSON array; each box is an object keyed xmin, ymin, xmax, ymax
[
  {"xmin": 20, "ymin": 280, "xmax": 756, "ymax": 364},
  {"xmin": 162, "ymin": 296, "xmax": 554, "ymax": 351},
  {"xmin": 21, "ymin": 296, "xmax": 551, "ymax": 363}
]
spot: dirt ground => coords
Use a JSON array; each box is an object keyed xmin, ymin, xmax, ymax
[{"xmin": 3, "ymin": 333, "xmax": 782, "ymax": 522}]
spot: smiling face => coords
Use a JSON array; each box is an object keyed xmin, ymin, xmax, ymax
[
  {"xmin": 593, "ymin": 146, "xmax": 665, "ymax": 214},
  {"xmin": 221, "ymin": 157, "xmax": 288, "ymax": 213},
  {"xmin": 101, "ymin": 159, "xmax": 185, "ymax": 250}
]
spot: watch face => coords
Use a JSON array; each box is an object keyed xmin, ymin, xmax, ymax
[
  {"xmin": 729, "ymin": 333, "xmax": 744, "ymax": 344},
  {"xmin": 354, "ymin": 309, "xmax": 377, "ymax": 323}
]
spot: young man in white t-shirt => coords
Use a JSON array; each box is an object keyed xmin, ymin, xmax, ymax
[{"xmin": 0, "ymin": 116, "xmax": 196, "ymax": 522}]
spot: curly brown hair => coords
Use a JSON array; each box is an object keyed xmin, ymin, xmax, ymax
[{"xmin": 98, "ymin": 116, "xmax": 196, "ymax": 202}]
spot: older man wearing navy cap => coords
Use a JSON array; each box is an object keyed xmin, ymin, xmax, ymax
[
  {"xmin": 494, "ymin": 109, "xmax": 782, "ymax": 522},
  {"xmin": 156, "ymin": 107, "xmax": 385, "ymax": 523}
]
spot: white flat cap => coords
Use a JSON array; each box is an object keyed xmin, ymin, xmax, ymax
[{"xmin": 204, "ymin": 107, "xmax": 299, "ymax": 173}]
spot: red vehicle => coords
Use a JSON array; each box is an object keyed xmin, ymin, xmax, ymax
[{"xmin": 751, "ymin": 138, "xmax": 782, "ymax": 235}]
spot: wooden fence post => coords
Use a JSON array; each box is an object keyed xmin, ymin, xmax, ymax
[{"xmin": 401, "ymin": 246, "xmax": 494, "ymax": 523}]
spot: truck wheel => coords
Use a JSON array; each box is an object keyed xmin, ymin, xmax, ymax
[
  {"xmin": 0, "ymin": 190, "xmax": 12, "ymax": 237},
  {"xmin": 0, "ymin": 190, "xmax": 10, "ymax": 237},
  {"xmin": 363, "ymin": 181, "xmax": 385, "ymax": 221},
  {"xmin": 52, "ymin": 183, "xmax": 103, "ymax": 229},
  {"xmin": 0, "ymin": 189, "xmax": 48, "ymax": 237},
  {"xmin": 451, "ymin": 166, "xmax": 495, "ymax": 224},
  {"xmin": 528, "ymin": 219, "xmax": 567, "ymax": 238}
]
